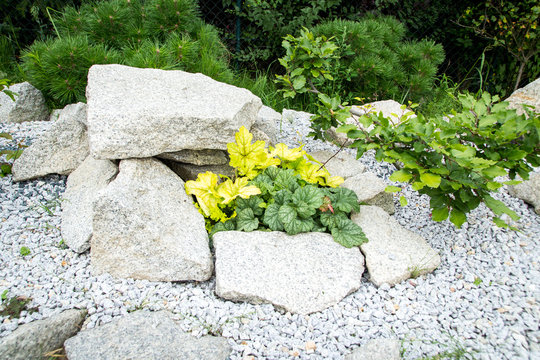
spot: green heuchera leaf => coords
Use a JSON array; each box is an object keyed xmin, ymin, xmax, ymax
[
  {"xmin": 284, "ymin": 217, "xmax": 315, "ymax": 235},
  {"xmin": 235, "ymin": 196, "xmax": 265, "ymax": 217},
  {"xmin": 274, "ymin": 168, "xmax": 300, "ymax": 192},
  {"xmin": 273, "ymin": 189, "xmax": 293, "ymax": 205},
  {"xmin": 210, "ymin": 219, "xmax": 236, "ymax": 237},
  {"xmin": 330, "ymin": 217, "xmax": 368, "ymax": 248},
  {"xmin": 320, "ymin": 212, "xmax": 349, "ymax": 229},
  {"xmin": 236, "ymin": 208, "xmax": 259, "ymax": 232},
  {"xmin": 328, "ymin": 187, "xmax": 360, "ymax": 213},
  {"xmin": 263, "ymin": 203, "xmax": 284, "ymax": 231},
  {"xmin": 291, "ymin": 185, "xmax": 324, "ymax": 218}
]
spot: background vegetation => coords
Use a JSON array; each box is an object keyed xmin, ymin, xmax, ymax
[{"xmin": 0, "ymin": 0, "xmax": 538, "ymax": 112}]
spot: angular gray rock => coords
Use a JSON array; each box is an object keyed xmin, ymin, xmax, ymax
[
  {"xmin": 157, "ymin": 149, "xmax": 228, "ymax": 166},
  {"xmin": 310, "ymin": 150, "xmax": 365, "ymax": 179},
  {"xmin": 11, "ymin": 103, "xmax": 89, "ymax": 181},
  {"xmin": 165, "ymin": 160, "xmax": 235, "ymax": 182},
  {"xmin": 49, "ymin": 109, "xmax": 62, "ymax": 122},
  {"xmin": 91, "ymin": 158, "xmax": 212, "ymax": 281},
  {"xmin": 506, "ymin": 77, "xmax": 540, "ymax": 116},
  {"xmin": 64, "ymin": 311, "xmax": 231, "ymax": 360},
  {"xmin": 342, "ymin": 172, "xmax": 395, "ymax": 214},
  {"xmin": 327, "ymin": 100, "xmax": 415, "ymax": 145},
  {"xmin": 253, "ymin": 105, "xmax": 280, "ymax": 144},
  {"xmin": 61, "ymin": 157, "xmax": 118, "ymax": 253},
  {"xmin": 86, "ymin": 64, "xmax": 262, "ymax": 159},
  {"xmin": 0, "ymin": 82, "xmax": 49, "ymax": 123},
  {"xmin": 508, "ymin": 172, "xmax": 540, "ymax": 215},
  {"xmin": 213, "ymin": 231, "xmax": 364, "ymax": 315},
  {"xmin": 345, "ymin": 339, "xmax": 401, "ymax": 360},
  {"xmin": 352, "ymin": 206, "xmax": 440, "ymax": 286},
  {"xmin": 61, "ymin": 102, "xmax": 88, "ymax": 126},
  {"xmin": 0, "ymin": 309, "xmax": 86, "ymax": 360}
]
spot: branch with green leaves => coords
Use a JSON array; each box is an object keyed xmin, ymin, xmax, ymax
[{"xmin": 276, "ymin": 29, "xmax": 540, "ymax": 229}]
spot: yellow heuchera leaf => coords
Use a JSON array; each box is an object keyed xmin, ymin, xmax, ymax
[
  {"xmin": 228, "ymin": 126, "xmax": 281, "ymax": 178},
  {"xmin": 217, "ymin": 177, "xmax": 261, "ymax": 204},
  {"xmin": 297, "ymin": 161, "xmax": 328, "ymax": 184},
  {"xmin": 270, "ymin": 143, "xmax": 305, "ymax": 162},
  {"xmin": 185, "ymin": 172, "xmax": 223, "ymax": 219},
  {"xmin": 321, "ymin": 173, "xmax": 344, "ymax": 188}
]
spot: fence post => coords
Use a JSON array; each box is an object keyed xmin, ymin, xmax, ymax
[{"xmin": 235, "ymin": 0, "xmax": 242, "ymax": 71}]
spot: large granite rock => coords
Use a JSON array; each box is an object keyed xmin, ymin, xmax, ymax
[
  {"xmin": 64, "ymin": 311, "xmax": 231, "ymax": 360},
  {"xmin": 253, "ymin": 105, "xmax": 280, "ymax": 144},
  {"xmin": 342, "ymin": 172, "xmax": 395, "ymax": 214},
  {"xmin": 11, "ymin": 103, "xmax": 89, "ymax": 181},
  {"xmin": 310, "ymin": 150, "xmax": 365, "ymax": 180},
  {"xmin": 0, "ymin": 309, "xmax": 86, "ymax": 360},
  {"xmin": 508, "ymin": 172, "xmax": 540, "ymax": 215},
  {"xmin": 157, "ymin": 149, "xmax": 228, "ymax": 166},
  {"xmin": 61, "ymin": 156, "xmax": 118, "ymax": 253},
  {"xmin": 506, "ymin": 78, "xmax": 540, "ymax": 116},
  {"xmin": 352, "ymin": 206, "xmax": 440, "ymax": 286},
  {"xmin": 345, "ymin": 339, "xmax": 401, "ymax": 360},
  {"xmin": 327, "ymin": 100, "xmax": 415, "ymax": 145},
  {"xmin": 213, "ymin": 231, "xmax": 364, "ymax": 315},
  {"xmin": 91, "ymin": 158, "xmax": 212, "ymax": 281},
  {"xmin": 86, "ymin": 64, "xmax": 262, "ymax": 159},
  {"xmin": 0, "ymin": 82, "xmax": 49, "ymax": 123}
]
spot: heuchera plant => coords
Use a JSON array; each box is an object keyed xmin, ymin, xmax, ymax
[
  {"xmin": 276, "ymin": 29, "xmax": 540, "ymax": 229},
  {"xmin": 185, "ymin": 127, "xmax": 367, "ymax": 248}
]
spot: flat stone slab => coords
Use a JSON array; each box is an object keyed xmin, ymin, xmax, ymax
[
  {"xmin": 254, "ymin": 105, "xmax": 280, "ymax": 144},
  {"xmin": 352, "ymin": 206, "xmax": 440, "ymax": 286},
  {"xmin": 0, "ymin": 309, "xmax": 86, "ymax": 360},
  {"xmin": 213, "ymin": 231, "xmax": 364, "ymax": 315},
  {"xmin": 86, "ymin": 64, "xmax": 262, "ymax": 159},
  {"xmin": 157, "ymin": 149, "xmax": 228, "ymax": 166},
  {"xmin": 342, "ymin": 172, "xmax": 395, "ymax": 214},
  {"xmin": 11, "ymin": 103, "xmax": 89, "ymax": 181},
  {"xmin": 0, "ymin": 82, "xmax": 49, "ymax": 123},
  {"xmin": 345, "ymin": 339, "xmax": 401, "ymax": 360},
  {"xmin": 508, "ymin": 172, "xmax": 540, "ymax": 215},
  {"xmin": 165, "ymin": 160, "xmax": 235, "ymax": 182},
  {"xmin": 64, "ymin": 311, "xmax": 231, "ymax": 360},
  {"xmin": 61, "ymin": 156, "xmax": 118, "ymax": 253},
  {"xmin": 91, "ymin": 158, "xmax": 212, "ymax": 281},
  {"xmin": 310, "ymin": 150, "xmax": 365, "ymax": 179}
]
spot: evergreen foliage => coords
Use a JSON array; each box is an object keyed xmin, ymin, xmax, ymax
[
  {"xmin": 221, "ymin": 0, "xmax": 362, "ymax": 69},
  {"xmin": 21, "ymin": 0, "xmax": 233, "ymax": 108},
  {"xmin": 310, "ymin": 17, "xmax": 445, "ymax": 103}
]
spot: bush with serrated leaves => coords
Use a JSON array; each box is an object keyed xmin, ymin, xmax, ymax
[
  {"xmin": 276, "ymin": 29, "xmax": 540, "ymax": 229},
  {"xmin": 185, "ymin": 127, "xmax": 367, "ymax": 248}
]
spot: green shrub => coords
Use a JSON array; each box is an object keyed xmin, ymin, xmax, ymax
[
  {"xmin": 308, "ymin": 17, "xmax": 445, "ymax": 103},
  {"xmin": 277, "ymin": 29, "xmax": 540, "ymax": 229},
  {"xmin": 222, "ymin": 0, "xmax": 361, "ymax": 70},
  {"xmin": 21, "ymin": 0, "xmax": 233, "ymax": 108},
  {"xmin": 0, "ymin": 79, "xmax": 26, "ymax": 176}
]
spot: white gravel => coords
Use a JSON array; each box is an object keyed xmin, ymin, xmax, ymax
[{"xmin": 1, "ymin": 114, "xmax": 539, "ymax": 359}]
